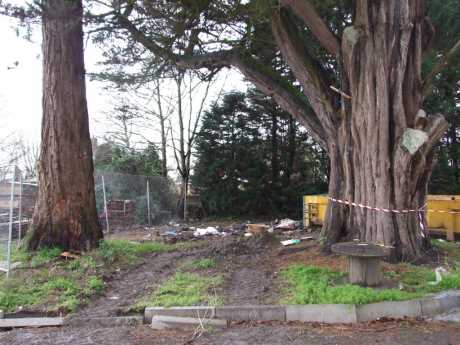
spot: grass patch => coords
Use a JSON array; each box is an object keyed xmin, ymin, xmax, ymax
[
  {"xmin": 97, "ymin": 240, "xmax": 173, "ymax": 264},
  {"xmin": 0, "ymin": 238, "xmax": 198, "ymax": 313},
  {"xmin": 0, "ymin": 275, "xmax": 81, "ymax": 312},
  {"xmin": 179, "ymin": 258, "xmax": 216, "ymax": 271},
  {"xmin": 280, "ymin": 265, "xmax": 423, "ymax": 305},
  {"xmin": 137, "ymin": 272, "xmax": 223, "ymax": 308},
  {"xmin": 432, "ymin": 239, "xmax": 460, "ymax": 263}
]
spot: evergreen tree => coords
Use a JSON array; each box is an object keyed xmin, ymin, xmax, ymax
[{"xmin": 193, "ymin": 89, "xmax": 328, "ymax": 217}]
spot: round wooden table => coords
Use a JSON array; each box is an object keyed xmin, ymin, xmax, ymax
[{"xmin": 331, "ymin": 242, "xmax": 387, "ymax": 286}]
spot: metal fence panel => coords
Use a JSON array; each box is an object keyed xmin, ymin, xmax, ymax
[{"xmin": 94, "ymin": 170, "xmax": 178, "ymax": 232}]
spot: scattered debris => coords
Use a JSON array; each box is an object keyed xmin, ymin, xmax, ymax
[
  {"xmin": 300, "ymin": 236, "xmax": 314, "ymax": 241},
  {"xmin": 193, "ymin": 226, "xmax": 220, "ymax": 237},
  {"xmin": 429, "ymin": 267, "xmax": 448, "ymax": 285},
  {"xmin": 244, "ymin": 233, "xmax": 253, "ymax": 238},
  {"xmin": 247, "ymin": 223, "xmax": 269, "ymax": 236},
  {"xmin": 281, "ymin": 239, "xmax": 301, "ymax": 246},
  {"xmin": 274, "ymin": 218, "xmax": 301, "ymax": 230},
  {"xmin": 60, "ymin": 252, "xmax": 79, "ymax": 260},
  {"xmin": 231, "ymin": 224, "xmax": 247, "ymax": 233}
]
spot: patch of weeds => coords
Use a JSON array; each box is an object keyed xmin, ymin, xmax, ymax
[
  {"xmin": 66, "ymin": 259, "xmax": 83, "ymax": 272},
  {"xmin": 387, "ymin": 263, "xmax": 460, "ymax": 293},
  {"xmin": 432, "ymin": 239, "xmax": 460, "ymax": 263},
  {"xmin": 11, "ymin": 246, "xmax": 30, "ymax": 263},
  {"xmin": 180, "ymin": 258, "xmax": 216, "ymax": 271},
  {"xmin": 85, "ymin": 276, "xmax": 104, "ymax": 295},
  {"xmin": 399, "ymin": 265, "xmax": 436, "ymax": 287},
  {"xmin": 173, "ymin": 240, "xmax": 207, "ymax": 251},
  {"xmin": 0, "ymin": 275, "xmax": 82, "ymax": 313},
  {"xmin": 31, "ymin": 247, "xmax": 62, "ymax": 267},
  {"xmin": 98, "ymin": 240, "xmax": 173, "ymax": 264},
  {"xmin": 280, "ymin": 265, "xmax": 422, "ymax": 305},
  {"xmin": 137, "ymin": 272, "xmax": 223, "ymax": 308},
  {"xmin": 438, "ymin": 269, "xmax": 460, "ymax": 289},
  {"xmin": 0, "ymin": 239, "xmax": 203, "ymax": 314}
]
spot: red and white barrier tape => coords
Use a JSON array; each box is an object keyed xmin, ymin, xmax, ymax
[{"xmin": 328, "ymin": 197, "xmax": 460, "ymax": 214}]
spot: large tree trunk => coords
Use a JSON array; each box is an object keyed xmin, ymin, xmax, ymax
[
  {"xmin": 115, "ymin": 0, "xmax": 451, "ymax": 261},
  {"xmin": 28, "ymin": 0, "xmax": 103, "ymax": 251},
  {"xmin": 321, "ymin": 0, "xmax": 448, "ymax": 261}
]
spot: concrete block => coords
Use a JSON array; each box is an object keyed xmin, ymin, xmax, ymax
[
  {"xmin": 437, "ymin": 296, "xmax": 460, "ymax": 311},
  {"xmin": 356, "ymin": 300, "xmax": 421, "ymax": 322},
  {"xmin": 420, "ymin": 298, "xmax": 443, "ymax": 316},
  {"xmin": 0, "ymin": 310, "xmax": 4, "ymax": 319},
  {"xmin": 286, "ymin": 304, "xmax": 357, "ymax": 323},
  {"xmin": 434, "ymin": 307, "xmax": 460, "ymax": 322},
  {"xmin": 150, "ymin": 315, "xmax": 228, "ymax": 330},
  {"xmin": 0, "ymin": 317, "xmax": 64, "ymax": 328},
  {"xmin": 215, "ymin": 305, "xmax": 285, "ymax": 321},
  {"xmin": 145, "ymin": 306, "xmax": 215, "ymax": 322},
  {"xmin": 64, "ymin": 316, "xmax": 144, "ymax": 328}
]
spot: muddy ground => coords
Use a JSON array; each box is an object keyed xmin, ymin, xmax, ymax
[
  {"xmin": 1, "ymin": 319, "xmax": 460, "ymax": 345},
  {"xmin": 1, "ymin": 228, "xmax": 460, "ymax": 344}
]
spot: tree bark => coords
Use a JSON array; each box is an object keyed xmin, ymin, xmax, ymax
[
  {"xmin": 28, "ymin": 0, "xmax": 103, "ymax": 251},
  {"xmin": 321, "ymin": 0, "xmax": 448, "ymax": 261},
  {"xmin": 115, "ymin": 0, "xmax": 450, "ymax": 261},
  {"xmin": 270, "ymin": 110, "xmax": 279, "ymax": 193},
  {"xmin": 155, "ymin": 81, "xmax": 168, "ymax": 178}
]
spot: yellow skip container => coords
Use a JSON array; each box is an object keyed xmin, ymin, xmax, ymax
[{"xmin": 303, "ymin": 195, "xmax": 460, "ymax": 240}]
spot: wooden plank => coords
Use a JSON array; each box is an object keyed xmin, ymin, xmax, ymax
[{"xmin": 0, "ymin": 317, "xmax": 64, "ymax": 328}]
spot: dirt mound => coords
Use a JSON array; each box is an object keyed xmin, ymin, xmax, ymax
[{"xmin": 209, "ymin": 233, "xmax": 278, "ymax": 259}]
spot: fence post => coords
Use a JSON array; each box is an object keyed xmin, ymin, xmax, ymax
[
  {"xmin": 147, "ymin": 179, "xmax": 151, "ymax": 227},
  {"xmin": 17, "ymin": 170, "xmax": 23, "ymax": 247},
  {"xmin": 6, "ymin": 167, "xmax": 16, "ymax": 278},
  {"xmin": 102, "ymin": 175, "xmax": 110, "ymax": 234}
]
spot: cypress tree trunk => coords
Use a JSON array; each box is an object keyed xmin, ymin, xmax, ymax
[
  {"xmin": 28, "ymin": 0, "xmax": 103, "ymax": 251},
  {"xmin": 115, "ymin": 0, "xmax": 452, "ymax": 261},
  {"xmin": 321, "ymin": 0, "xmax": 448, "ymax": 260}
]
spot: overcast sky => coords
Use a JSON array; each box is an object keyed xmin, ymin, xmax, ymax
[{"xmin": 0, "ymin": 13, "xmax": 247, "ymax": 154}]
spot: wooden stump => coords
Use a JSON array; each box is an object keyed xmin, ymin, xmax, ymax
[{"xmin": 348, "ymin": 256, "xmax": 382, "ymax": 286}]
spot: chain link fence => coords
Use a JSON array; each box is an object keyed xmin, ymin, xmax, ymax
[
  {"xmin": 0, "ymin": 165, "xmax": 178, "ymax": 277},
  {"xmin": 94, "ymin": 169, "xmax": 178, "ymax": 233},
  {"xmin": 0, "ymin": 166, "xmax": 35, "ymax": 277}
]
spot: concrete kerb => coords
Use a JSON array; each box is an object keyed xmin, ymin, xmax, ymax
[
  {"xmin": 143, "ymin": 291, "xmax": 460, "ymax": 325},
  {"xmin": 64, "ymin": 315, "xmax": 144, "ymax": 328},
  {"xmin": 1, "ymin": 292, "xmax": 458, "ymax": 330},
  {"xmin": 145, "ymin": 306, "xmax": 215, "ymax": 323},
  {"xmin": 356, "ymin": 300, "xmax": 421, "ymax": 322},
  {"xmin": 151, "ymin": 315, "xmax": 228, "ymax": 330},
  {"xmin": 215, "ymin": 305, "xmax": 285, "ymax": 321},
  {"xmin": 286, "ymin": 304, "xmax": 357, "ymax": 323}
]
